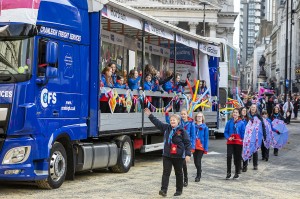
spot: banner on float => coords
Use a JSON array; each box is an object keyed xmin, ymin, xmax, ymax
[
  {"xmin": 101, "ymin": 29, "xmax": 125, "ymax": 46},
  {"xmin": 137, "ymin": 41, "xmax": 170, "ymax": 58},
  {"xmin": 199, "ymin": 44, "xmax": 220, "ymax": 57},
  {"xmin": 101, "ymin": 29, "xmax": 137, "ymax": 50},
  {"xmin": 144, "ymin": 21, "xmax": 174, "ymax": 41},
  {"xmin": 102, "ymin": 5, "xmax": 143, "ymax": 30},
  {"xmin": 176, "ymin": 34, "xmax": 198, "ymax": 50}
]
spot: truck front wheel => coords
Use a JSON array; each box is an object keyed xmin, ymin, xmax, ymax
[
  {"xmin": 110, "ymin": 135, "xmax": 133, "ymax": 173},
  {"xmin": 36, "ymin": 142, "xmax": 67, "ymax": 189}
]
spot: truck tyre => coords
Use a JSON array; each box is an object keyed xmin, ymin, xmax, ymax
[
  {"xmin": 110, "ymin": 135, "xmax": 133, "ymax": 173},
  {"xmin": 36, "ymin": 142, "xmax": 67, "ymax": 189}
]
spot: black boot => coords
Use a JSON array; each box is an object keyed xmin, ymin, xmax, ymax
[
  {"xmin": 174, "ymin": 191, "xmax": 182, "ymax": 196},
  {"xmin": 183, "ymin": 178, "xmax": 188, "ymax": 187},
  {"xmin": 233, "ymin": 173, "xmax": 239, "ymax": 180},
  {"xmin": 159, "ymin": 190, "xmax": 167, "ymax": 197},
  {"xmin": 242, "ymin": 166, "xmax": 247, "ymax": 172},
  {"xmin": 195, "ymin": 172, "xmax": 201, "ymax": 182},
  {"xmin": 226, "ymin": 173, "xmax": 231, "ymax": 180}
]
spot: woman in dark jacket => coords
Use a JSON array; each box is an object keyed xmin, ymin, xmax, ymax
[{"xmin": 144, "ymin": 108, "xmax": 191, "ymax": 197}]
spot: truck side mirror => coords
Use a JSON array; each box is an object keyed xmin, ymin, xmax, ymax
[
  {"xmin": 46, "ymin": 41, "xmax": 58, "ymax": 65},
  {"xmin": 36, "ymin": 66, "xmax": 58, "ymax": 85}
]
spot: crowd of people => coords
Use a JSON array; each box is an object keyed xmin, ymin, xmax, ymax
[
  {"xmin": 100, "ymin": 62, "xmax": 209, "ymax": 113},
  {"xmin": 242, "ymin": 93, "xmax": 300, "ymax": 124},
  {"xmin": 144, "ymin": 95, "xmax": 291, "ymax": 197}
]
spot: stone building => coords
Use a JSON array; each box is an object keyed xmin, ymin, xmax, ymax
[
  {"xmin": 271, "ymin": 0, "xmax": 300, "ymax": 95},
  {"xmin": 239, "ymin": 0, "xmax": 264, "ymax": 91}
]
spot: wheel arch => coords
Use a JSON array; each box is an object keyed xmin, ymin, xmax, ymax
[{"xmin": 51, "ymin": 132, "xmax": 75, "ymax": 181}]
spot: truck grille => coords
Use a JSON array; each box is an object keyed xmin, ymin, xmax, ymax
[{"xmin": 0, "ymin": 104, "xmax": 10, "ymax": 135}]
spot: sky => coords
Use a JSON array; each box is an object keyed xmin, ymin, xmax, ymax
[{"xmin": 233, "ymin": 0, "xmax": 240, "ymax": 49}]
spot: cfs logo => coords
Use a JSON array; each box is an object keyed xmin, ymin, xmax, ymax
[{"xmin": 41, "ymin": 88, "xmax": 57, "ymax": 108}]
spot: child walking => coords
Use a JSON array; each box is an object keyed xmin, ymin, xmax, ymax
[
  {"xmin": 224, "ymin": 108, "xmax": 245, "ymax": 179},
  {"xmin": 193, "ymin": 112, "xmax": 209, "ymax": 182}
]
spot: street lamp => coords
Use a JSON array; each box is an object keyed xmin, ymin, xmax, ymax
[
  {"xmin": 199, "ymin": 2, "xmax": 209, "ymax": 36},
  {"xmin": 284, "ymin": 0, "xmax": 289, "ymax": 102},
  {"xmin": 289, "ymin": 2, "xmax": 295, "ymax": 99}
]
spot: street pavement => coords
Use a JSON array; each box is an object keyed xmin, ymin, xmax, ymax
[{"xmin": 0, "ymin": 122, "xmax": 299, "ymax": 199}]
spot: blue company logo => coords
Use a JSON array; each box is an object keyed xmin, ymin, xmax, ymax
[{"xmin": 41, "ymin": 88, "xmax": 57, "ymax": 108}]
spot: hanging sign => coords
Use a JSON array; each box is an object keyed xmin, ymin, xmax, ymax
[
  {"xmin": 136, "ymin": 41, "xmax": 170, "ymax": 58},
  {"xmin": 176, "ymin": 34, "xmax": 198, "ymax": 49},
  {"xmin": 144, "ymin": 21, "xmax": 174, "ymax": 40},
  {"xmin": 199, "ymin": 44, "xmax": 220, "ymax": 57},
  {"xmin": 102, "ymin": 5, "xmax": 143, "ymax": 30}
]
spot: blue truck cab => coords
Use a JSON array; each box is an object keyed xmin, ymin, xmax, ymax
[{"xmin": 0, "ymin": 0, "xmax": 118, "ymax": 189}]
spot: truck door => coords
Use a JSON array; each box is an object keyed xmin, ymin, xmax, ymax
[{"xmin": 35, "ymin": 38, "xmax": 81, "ymax": 119}]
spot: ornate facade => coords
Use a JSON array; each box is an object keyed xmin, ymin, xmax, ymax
[{"xmin": 116, "ymin": 0, "xmax": 238, "ymax": 45}]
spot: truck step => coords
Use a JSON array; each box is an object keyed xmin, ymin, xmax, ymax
[{"xmin": 140, "ymin": 143, "xmax": 164, "ymax": 153}]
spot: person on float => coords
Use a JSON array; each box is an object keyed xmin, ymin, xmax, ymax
[
  {"xmin": 172, "ymin": 73, "xmax": 188, "ymax": 112},
  {"xmin": 100, "ymin": 66, "xmax": 114, "ymax": 113},
  {"xmin": 107, "ymin": 62, "xmax": 119, "ymax": 84},
  {"xmin": 128, "ymin": 69, "xmax": 141, "ymax": 90}
]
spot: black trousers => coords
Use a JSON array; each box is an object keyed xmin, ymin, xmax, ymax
[
  {"xmin": 227, "ymin": 144, "xmax": 242, "ymax": 174},
  {"xmin": 294, "ymin": 110, "xmax": 298, "ymax": 118},
  {"xmin": 193, "ymin": 150, "xmax": 204, "ymax": 178},
  {"xmin": 274, "ymin": 148, "xmax": 279, "ymax": 154},
  {"xmin": 261, "ymin": 141, "xmax": 269, "ymax": 159},
  {"xmin": 285, "ymin": 111, "xmax": 291, "ymax": 124},
  {"xmin": 183, "ymin": 160, "xmax": 188, "ymax": 181},
  {"xmin": 244, "ymin": 151, "xmax": 258, "ymax": 167},
  {"xmin": 161, "ymin": 157, "xmax": 184, "ymax": 193}
]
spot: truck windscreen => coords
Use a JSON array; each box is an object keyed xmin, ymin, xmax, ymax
[{"xmin": 0, "ymin": 37, "xmax": 33, "ymax": 83}]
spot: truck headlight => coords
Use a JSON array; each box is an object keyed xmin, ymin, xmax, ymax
[{"xmin": 2, "ymin": 146, "xmax": 31, "ymax": 164}]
